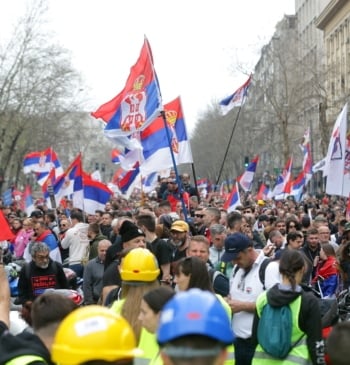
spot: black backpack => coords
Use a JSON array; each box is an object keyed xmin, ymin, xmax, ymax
[{"xmin": 208, "ymin": 268, "xmax": 229, "ymax": 297}]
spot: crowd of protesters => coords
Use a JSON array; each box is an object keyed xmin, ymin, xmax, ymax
[{"xmin": 1, "ymin": 170, "xmax": 350, "ymax": 365}]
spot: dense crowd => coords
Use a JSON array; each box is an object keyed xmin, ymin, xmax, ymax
[{"xmin": 0, "ymin": 171, "xmax": 350, "ymax": 365}]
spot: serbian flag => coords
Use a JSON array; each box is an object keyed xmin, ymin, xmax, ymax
[
  {"xmin": 238, "ymin": 155, "xmax": 259, "ymax": 192},
  {"xmin": 219, "ymin": 74, "xmax": 252, "ymax": 115},
  {"xmin": 111, "ymin": 149, "xmax": 122, "ymax": 164},
  {"xmin": 256, "ymin": 183, "xmax": 270, "ymax": 201},
  {"xmin": 92, "ymin": 37, "xmax": 162, "ymax": 139},
  {"xmin": 142, "ymin": 172, "xmax": 158, "ymax": 193},
  {"xmin": 290, "ymin": 171, "xmax": 306, "ymax": 202},
  {"xmin": 117, "ymin": 162, "xmax": 140, "ymax": 194},
  {"xmin": 23, "ymin": 147, "xmax": 63, "ymax": 175},
  {"xmin": 300, "ymin": 128, "xmax": 313, "ymax": 183},
  {"xmin": 139, "ymin": 96, "xmax": 193, "ymax": 175},
  {"xmin": 24, "ymin": 185, "xmax": 35, "ymax": 216},
  {"xmin": 82, "ymin": 172, "xmax": 113, "ymax": 214},
  {"xmin": 223, "ymin": 182, "xmax": 241, "ymax": 213},
  {"xmin": 48, "ymin": 154, "xmax": 83, "ymax": 208},
  {"xmin": 269, "ymin": 157, "xmax": 293, "ymax": 198},
  {"xmin": 196, "ymin": 178, "xmax": 208, "ymax": 189}
]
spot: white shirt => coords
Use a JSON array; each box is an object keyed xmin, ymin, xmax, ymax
[
  {"xmin": 61, "ymin": 222, "xmax": 89, "ymax": 265},
  {"xmin": 264, "ymin": 260, "xmax": 282, "ymax": 290},
  {"xmin": 229, "ymin": 250, "xmax": 266, "ymax": 339}
]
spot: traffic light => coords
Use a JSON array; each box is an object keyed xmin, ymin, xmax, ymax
[{"xmin": 244, "ymin": 156, "xmax": 249, "ymax": 168}]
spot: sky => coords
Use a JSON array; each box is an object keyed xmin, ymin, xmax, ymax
[{"xmin": 1, "ymin": 0, "xmax": 295, "ymax": 134}]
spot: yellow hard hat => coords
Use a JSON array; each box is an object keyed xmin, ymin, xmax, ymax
[
  {"xmin": 51, "ymin": 306, "xmax": 142, "ymax": 365},
  {"xmin": 257, "ymin": 200, "xmax": 265, "ymax": 206},
  {"xmin": 120, "ymin": 248, "xmax": 160, "ymax": 282}
]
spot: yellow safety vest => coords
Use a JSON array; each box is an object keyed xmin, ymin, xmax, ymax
[
  {"xmin": 111, "ymin": 299, "xmax": 159, "ymax": 365},
  {"xmin": 216, "ymin": 294, "xmax": 235, "ymax": 365},
  {"xmin": 6, "ymin": 355, "xmax": 46, "ymax": 365},
  {"xmin": 252, "ymin": 292, "xmax": 311, "ymax": 365}
]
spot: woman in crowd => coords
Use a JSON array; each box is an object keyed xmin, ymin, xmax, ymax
[
  {"xmin": 110, "ymin": 247, "xmax": 160, "ymax": 365},
  {"xmin": 138, "ymin": 286, "xmax": 176, "ymax": 365},
  {"xmin": 13, "ymin": 218, "xmax": 34, "ymax": 260},
  {"xmin": 252, "ymin": 249, "xmax": 325, "ymax": 364}
]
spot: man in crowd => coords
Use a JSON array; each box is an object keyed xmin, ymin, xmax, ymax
[
  {"xmin": 83, "ymin": 239, "xmax": 111, "ymax": 305},
  {"xmin": 222, "ymin": 232, "xmax": 267, "ymax": 365},
  {"xmin": 32, "ymin": 220, "xmax": 62, "ymax": 263},
  {"xmin": 17, "ymin": 242, "xmax": 68, "ymax": 304},
  {"xmin": 61, "ymin": 210, "xmax": 89, "ymax": 277}
]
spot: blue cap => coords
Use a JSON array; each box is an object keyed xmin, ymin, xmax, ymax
[
  {"xmin": 157, "ymin": 288, "xmax": 234, "ymax": 346},
  {"xmin": 221, "ymin": 233, "xmax": 252, "ymax": 262}
]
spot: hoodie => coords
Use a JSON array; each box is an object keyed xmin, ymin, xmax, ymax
[
  {"xmin": 252, "ymin": 284, "xmax": 325, "ymax": 365},
  {"xmin": 0, "ymin": 321, "xmax": 52, "ymax": 365}
]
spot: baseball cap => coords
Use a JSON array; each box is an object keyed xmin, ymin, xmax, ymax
[
  {"xmin": 30, "ymin": 210, "xmax": 43, "ymax": 218},
  {"xmin": 170, "ymin": 220, "xmax": 189, "ymax": 232},
  {"xmin": 221, "ymin": 233, "xmax": 252, "ymax": 262}
]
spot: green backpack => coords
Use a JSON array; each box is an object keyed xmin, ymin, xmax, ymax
[{"xmin": 257, "ymin": 297, "xmax": 303, "ymax": 359}]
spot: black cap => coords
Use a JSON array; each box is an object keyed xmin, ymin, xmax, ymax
[
  {"xmin": 30, "ymin": 210, "xmax": 43, "ymax": 218},
  {"xmin": 119, "ymin": 220, "xmax": 145, "ymax": 243}
]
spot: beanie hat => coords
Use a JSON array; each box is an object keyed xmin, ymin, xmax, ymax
[{"xmin": 120, "ymin": 220, "xmax": 145, "ymax": 243}]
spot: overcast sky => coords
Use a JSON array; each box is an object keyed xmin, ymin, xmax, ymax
[{"xmin": 1, "ymin": 0, "xmax": 295, "ymax": 133}]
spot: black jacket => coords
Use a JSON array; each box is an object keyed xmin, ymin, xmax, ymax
[
  {"xmin": 17, "ymin": 260, "xmax": 68, "ymax": 304},
  {"xmin": 0, "ymin": 321, "xmax": 52, "ymax": 365}
]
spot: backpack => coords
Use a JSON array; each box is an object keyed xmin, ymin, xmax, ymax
[
  {"xmin": 258, "ymin": 258, "xmax": 272, "ymax": 289},
  {"xmin": 208, "ymin": 268, "xmax": 229, "ymax": 297},
  {"xmin": 257, "ymin": 295, "xmax": 303, "ymax": 359}
]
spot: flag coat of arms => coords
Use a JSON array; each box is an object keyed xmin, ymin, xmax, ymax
[
  {"xmin": 92, "ymin": 37, "xmax": 162, "ymax": 139},
  {"xmin": 139, "ymin": 96, "xmax": 193, "ymax": 175}
]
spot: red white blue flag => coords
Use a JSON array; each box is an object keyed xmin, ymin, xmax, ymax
[
  {"xmin": 238, "ymin": 155, "xmax": 259, "ymax": 192},
  {"xmin": 256, "ymin": 183, "xmax": 270, "ymax": 201},
  {"xmin": 23, "ymin": 147, "xmax": 63, "ymax": 177},
  {"xmin": 269, "ymin": 157, "xmax": 293, "ymax": 199},
  {"xmin": 139, "ymin": 96, "xmax": 193, "ymax": 175},
  {"xmin": 24, "ymin": 185, "xmax": 35, "ymax": 216},
  {"xmin": 300, "ymin": 128, "xmax": 313, "ymax": 183},
  {"xmin": 290, "ymin": 171, "xmax": 306, "ymax": 202},
  {"xmin": 223, "ymin": 181, "xmax": 241, "ymax": 212},
  {"xmin": 219, "ymin": 74, "xmax": 252, "ymax": 115},
  {"xmin": 46, "ymin": 154, "xmax": 83, "ymax": 208},
  {"xmin": 92, "ymin": 37, "xmax": 162, "ymax": 139},
  {"xmin": 82, "ymin": 172, "xmax": 113, "ymax": 214}
]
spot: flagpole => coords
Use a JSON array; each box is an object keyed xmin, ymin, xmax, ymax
[
  {"xmin": 161, "ymin": 111, "xmax": 188, "ymax": 221},
  {"xmin": 191, "ymin": 163, "xmax": 200, "ymax": 203},
  {"xmin": 215, "ymin": 101, "xmax": 246, "ymax": 188}
]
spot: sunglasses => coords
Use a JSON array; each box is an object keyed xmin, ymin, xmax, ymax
[
  {"xmin": 195, "ymin": 214, "xmax": 204, "ymax": 218},
  {"xmin": 60, "ymin": 224, "xmax": 67, "ymax": 228}
]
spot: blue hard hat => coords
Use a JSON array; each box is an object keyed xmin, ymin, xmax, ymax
[{"xmin": 157, "ymin": 288, "xmax": 234, "ymax": 346}]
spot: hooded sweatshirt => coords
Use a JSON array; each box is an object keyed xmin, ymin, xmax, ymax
[
  {"xmin": 0, "ymin": 321, "xmax": 52, "ymax": 365},
  {"xmin": 252, "ymin": 284, "xmax": 325, "ymax": 365}
]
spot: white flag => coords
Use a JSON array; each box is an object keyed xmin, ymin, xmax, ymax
[{"xmin": 325, "ymin": 103, "xmax": 349, "ymax": 196}]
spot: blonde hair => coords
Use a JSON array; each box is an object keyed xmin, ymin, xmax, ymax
[{"xmin": 121, "ymin": 281, "xmax": 159, "ymax": 342}]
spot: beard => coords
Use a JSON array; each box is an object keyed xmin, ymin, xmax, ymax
[{"xmin": 36, "ymin": 262, "xmax": 49, "ymax": 269}]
